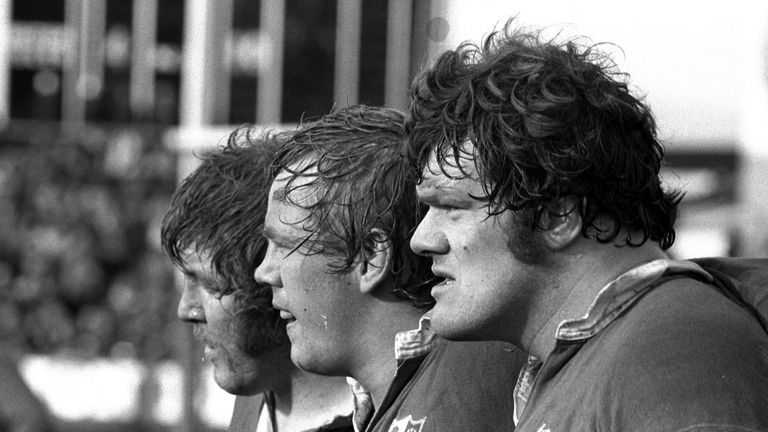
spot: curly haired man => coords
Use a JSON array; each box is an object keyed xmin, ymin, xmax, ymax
[{"xmin": 407, "ymin": 21, "xmax": 768, "ymax": 431}]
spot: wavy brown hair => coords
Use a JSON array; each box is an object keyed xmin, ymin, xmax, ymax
[
  {"xmin": 273, "ymin": 105, "xmax": 436, "ymax": 308},
  {"xmin": 407, "ymin": 20, "xmax": 682, "ymax": 249},
  {"xmin": 161, "ymin": 126, "xmax": 289, "ymax": 356}
]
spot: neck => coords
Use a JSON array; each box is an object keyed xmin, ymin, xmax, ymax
[
  {"xmin": 346, "ymin": 300, "xmax": 425, "ymax": 409},
  {"xmin": 274, "ymin": 363, "xmax": 352, "ymax": 431},
  {"xmin": 268, "ymin": 359, "xmax": 294, "ymax": 408},
  {"xmin": 525, "ymin": 240, "xmax": 668, "ymax": 359}
]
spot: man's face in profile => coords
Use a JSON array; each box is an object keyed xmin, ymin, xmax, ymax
[
  {"xmin": 177, "ymin": 249, "xmax": 284, "ymax": 395},
  {"xmin": 254, "ymin": 170, "xmax": 361, "ymax": 376},
  {"xmin": 410, "ymin": 144, "xmax": 549, "ymax": 344}
]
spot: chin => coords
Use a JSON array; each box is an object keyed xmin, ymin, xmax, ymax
[
  {"xmin": 290, "ymin": 349, "xmax": 318, "ymax": 373},
  {"xmin": 429, "ymin": 310, "xmax": 490, "ymax": 342},
  {"xmin": 290, "ymin": 347, "xmax": 339, "ymax": 376},
  {"xmin": 214, "ymin": 372, "xmax": 258, "ymax": 395},
  {"xmin": 211, "ymin": 361, "xmax": 262, "ymax": 395}
]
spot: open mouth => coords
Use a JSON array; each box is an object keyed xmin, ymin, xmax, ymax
[
  {"xmin": 192, "ymin": 324, "xmax": 206, "ymax": 340},
  {"xmin": 191, "ymin": 326, "xmax": 217, "ymax": 361},
  {"xmin": 203, "ymin": 344, "xmax": 215, "ymax": 361},
  {"xmin": 431, "ymin": 276, "xmax": 455, "ymax": 294},
  {"xmin": 431, "ymin": 266, "xmax": 455, "ymax": 282}
]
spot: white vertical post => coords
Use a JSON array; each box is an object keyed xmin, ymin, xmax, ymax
[
  {"xmin": 424, "ymin": 0, "xmax": 451, "ymax": 59},
  {"xmin": 61, "ymin": 0, "xmax": 106, "ymax": 129},
  {"xmin": 257, "ymin": 0, "xmax": 285, "ymax": 124},
  {"xmin": 385, "ymin": 0, "xmax": 412, "ymax": 110},
  {"xmin": 334, "ymin": 0, "xmax": 362, "ymax": 108},
  {"xmin": 180, "ymin": 0, "xmax": 205, "ymax": 126},
  {"xmin": 0, "ymin": 0, "xmax": 11, "ymax": 129},
  {"xmin": 62, "ymin": 0, "xmax": 84, "ymax": 128},
  {"xmin": 738, "ymin": 6, "xmax": 768, "ymax": 257},
  {"xmin": 130, "ymin": 0, "xmax": 157, "ymax": 119},
  {"xmin": 82, "ymin": 0, "xmax": 106, "ymax": 102},
  {"xmin": 409, "ymin": 0, "xmax": 451, "ymax": 82},
  {"xmin": 180, "ymin": 0, "xmax": 232, "ymax": 127}
]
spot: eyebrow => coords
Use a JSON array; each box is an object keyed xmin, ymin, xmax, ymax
[
  {"xmin": 416, "ymin": 187, "xmax": 458, "ymax": 209},
  {"xmin": 180, "ymin": 267, "xmax": 210, "ymax": 284},
  {"xmin": 416, "ymin": 178, "xmax": 459, "ymax": 198},
  {"xmin": 262, "ymin": 224, "xmax": 296, "ymax": 245}
]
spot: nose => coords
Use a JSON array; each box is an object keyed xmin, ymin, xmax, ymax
[
  {"xmin": 410, "ymin": 210, "xmax": 449, "ymax": 256},
  {"xmin": 253, "ymin": 247, "xmax": 281, "ymax": 289},
  {"xmin": 177, "ymin": 282, "xmax": 204, "ymax": 322}
]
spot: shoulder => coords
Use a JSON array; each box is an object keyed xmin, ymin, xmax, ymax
[
  {"xmin": 428, "ymin": 338, "xmax": 527, "ymax": 377},
  {"xmin": 693, "ymin": 257, "xmax": 768, "ymax": 325},
  {"xmin": 587, "ymin": 277, "xmax": 768, "ymax": 430},
  {"xmin": 413, "ymin": 338, "xmax": 526, "ymax": 399},
  {"xmin": 613, "ymin": 276, "xmax": 768, "ymax": 358},
  {"xmin": 376, "ymin": 339, "xmax": 525, "ymax": 431},
  {"xmin": 312, "ymin": 414, "xmax": 354, "ymax": 432}
]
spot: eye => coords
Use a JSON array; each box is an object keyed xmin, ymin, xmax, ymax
[
  {"xmin": 194, "ymin": 275, "xmax": 227, "ymax": 298},
  {"xmin": 267, "ymin": 238, "xmax": 292, "ymax": 257},
  {"xmin": 431, "ymin": 203, "xmax": 463, "ymax": 214},
  {"xmin": 200, "ymin": 281, "xmax": 220, "ymax": 295}
]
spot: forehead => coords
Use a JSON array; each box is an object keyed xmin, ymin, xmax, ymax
[
  {"xmin": 264, "ymin": 169, "xmax": 317, "ymax": 230},
  {"xmin": 417, "ymin": 144, "xmax": 483, "ymax": 195},
  {"xmin": 271, "ymin": 167, "xmax": 317, "ymax": 203},
  {"xmin": 179, "ymin": 247, "xmax": 214, "ymax": 273}
]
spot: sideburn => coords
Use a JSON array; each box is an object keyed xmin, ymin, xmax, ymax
[{"xmin": 504, "ymin": 210, "xmax": 551, "ymax": 265}]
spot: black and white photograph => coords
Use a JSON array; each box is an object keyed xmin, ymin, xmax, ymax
[{"xmin": 0, "ymin": 1, "xmax": 766, "ymax": 431}]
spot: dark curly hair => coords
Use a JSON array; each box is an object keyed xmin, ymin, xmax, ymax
[
  {"xmin": 161, "ymin": 126, "xmax": 289, "ymax": 356},
  {"xmin": 273, "ymin": 105, "xmax": 436, "ymax": 308},
  {"xmin": 407, "ymin": 20, "xmax": 682, "ymax": 249}
]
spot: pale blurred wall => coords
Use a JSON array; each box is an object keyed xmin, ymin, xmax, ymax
[{"xmin": 424, "ymin": 1, "xmax": 768, "ymax": 256}]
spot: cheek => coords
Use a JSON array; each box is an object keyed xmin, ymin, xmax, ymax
[
  {"xmin": 457, "ymin": 232, "xmax": 504, "ymax": 264},
  {"xmin": 289, "ymin": 260, "xmax": 317, "ymax": 299},
  {"xmin": 461, "ymin": 215, "xmax": 515, "ymax": 261},
  {"xmin": 505, "ymin": 224, "xmax": 549, "ymax": 264},
  {"xmin": 203, "ymin": 300, "xmax": 231, "ymax": 329},
  {"xmin": 280, "ymin": 259, "xmax": 330, "ymax": 321},
  {"xmin": 237, "ymin": 312, "xmax": 287, "ymax": 357}
]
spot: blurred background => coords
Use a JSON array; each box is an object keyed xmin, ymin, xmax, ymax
[{"xmin": 0, "ymin": 1, "xmax": 766, "ymax": 431}]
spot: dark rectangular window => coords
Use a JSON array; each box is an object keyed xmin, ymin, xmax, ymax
[{"xmin": 281, "ymin": 0, "xmax": 337, "ymax": 122}]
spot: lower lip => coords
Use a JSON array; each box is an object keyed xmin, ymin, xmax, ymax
[
  {"xmin": 285, "ymin": 320, "xmax": 297, "ymax": 336},
  {"xmin": 431, "ymin": 279, "xmax": 453, "ymax": 296},
  {"xmin": 203, "ymin": 344, "xmax": 215, "ymax": 361}
]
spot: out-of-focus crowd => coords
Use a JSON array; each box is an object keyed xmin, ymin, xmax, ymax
[{"xmin": 0, "ymin": 123, "xmax": 179, "ymax": 361}]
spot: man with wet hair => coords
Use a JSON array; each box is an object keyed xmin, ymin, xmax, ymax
[
  {"xmin": 161, "ymin": 128, "xmax": 352, "ymax": 432},
  {"xmin": 253, "ymin": 105, "xmax": 525, "ymax": 432},
  {"xmin": 406, "ymin": 21, "xmax": 768, "ymax": 431}
]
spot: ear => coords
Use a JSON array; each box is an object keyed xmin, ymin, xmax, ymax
[
  {"xmin": 357, "ymin": 228, "xmax": 392, "ymax": 295},
  {"xmin": 539, "ymin": 197, "xmax": 582, "ymax": 251}
]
